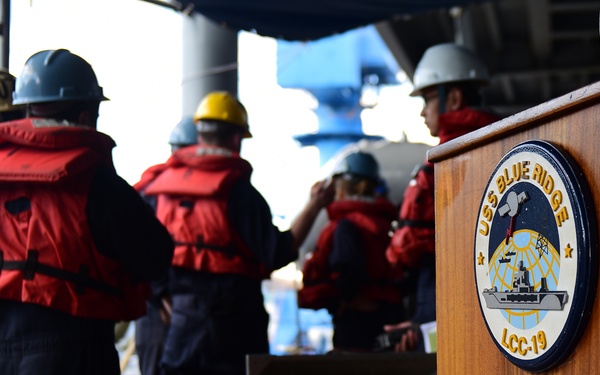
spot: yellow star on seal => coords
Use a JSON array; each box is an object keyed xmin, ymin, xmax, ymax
[
  {"xmin": 564, "ymin": 244, "xmax": 573, "ymax": 258},
  {"xmin": 477, "ymin": 252, "xmax": 485, "ymax": 265}
]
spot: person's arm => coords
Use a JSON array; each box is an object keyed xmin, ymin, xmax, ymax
[
  {"xmin": 290, "ymin": 179, "xmax": 335, "ymax": 253},
  {"xmin": 87, "ymin": 165, "xmax": 174, "ymax": 282},
  {"xmin": 228, "ymin": 179, "xmax": 333, "ymax": 271},
  {"xmin": 228, "ymin": 180, "xmax": 294, "ymax": 271}
]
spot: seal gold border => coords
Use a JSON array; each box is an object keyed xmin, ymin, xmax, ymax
[{"xmin": 474, "ymin": 140, "xmax": 598, "ymax": 371}]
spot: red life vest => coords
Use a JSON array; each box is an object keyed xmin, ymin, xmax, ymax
[
  {"xmin": 298, "ymin": 199, "xmax": 403, "ymax": 310},
  {"xmin": 386, "ymin": 163, "xmax": 436, "ymax": 267},
  {"xmin": 134, "ymin": 163, "xmax": 167, "ymax": 192},
  {"xmin": 144, "ymin": 146, "xmax": 269, "ymax": 279},
  {"xmin": 387, "ymin": 107, "xmax": 500, "ymax": 267},
  {"xmin": 0, "ymin": 118, "xmax": 149, "ymax": 321}
]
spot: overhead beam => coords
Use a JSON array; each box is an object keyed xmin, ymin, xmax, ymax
[
  {"xmin": 526, "ymin": 0, "xmax": 551, "ymax": 105},
  {"xmin": 540, "ymin": 72, "xmax": 551, "ymax": 101},
  {"xmin": 437, "ymin": 9, "xmax": 455, "ymax": 42},
  {"xmin": 526, "ymin": 0, "xmax": 551, "ymax": 65},
  {"xmin": 552, "ymin": 31, "xmax": 599, "ymax": 41},
  {"xmin": 481, "ymin": 2, "xmax": 503, "ymax": 50},
  {"xmin": 455, "ymin": 6, "xmax": 477, "ymax": 49},
  {"xmin": 551, "ymin": 3, "xmax": 600, "ymax": 12},
  {"xmin": 375, "ymin": 20, "xmax": 415, "ymax": 78},
  {"xmin": 499, "ymin": 76, "xmax": 516, "ymax": 104},
  {"xmin": 494, "ymin": 65, "xmax": 600, "ymax": 80}
]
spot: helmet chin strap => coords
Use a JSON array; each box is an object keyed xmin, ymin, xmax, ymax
[{"xmin": 437, "ymin": 85, "xmax": 446, "ymax": 114}]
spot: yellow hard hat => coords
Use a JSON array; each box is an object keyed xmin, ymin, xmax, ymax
[{"xmin": 193, "ymin": 91, "xmax": 252, "ymax": 138}]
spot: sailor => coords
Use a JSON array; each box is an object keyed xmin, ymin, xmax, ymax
[
  {"xmin": 134, "ymin": 116, "xmax": 198, "ymax": 375},
  {"xmin": 299, "ymin": 151, "xmax": 404, "ymax": 352},
  {"xmin": 0, "ymin": 49, "xmax": 174, "ymax": 374},
  {"xmin": 385, "ymin": 43, "xmax": 500, "ymax": 351},
  {"xmin": 142, "ymin": 91, "xmax": 334, "ymax": 374},
  {"xmin": 134, "ymin": 116, "xmax": 198, "ymax": 193}
]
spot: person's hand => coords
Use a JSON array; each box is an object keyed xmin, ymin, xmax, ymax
[
  {"xmin": 309, "ymin": 179, "xmax": 335, "ymax": 209},
  {"xmin": 159, "ymin": 296, "xmax": 173, "ymax": 326},
  {"xmin": 383, "ymin": 321, "xmax": 419, "ymax": 352},
  {"xmin": 290, "ymin": 178, "xmax": 335, "ymax": 252}
]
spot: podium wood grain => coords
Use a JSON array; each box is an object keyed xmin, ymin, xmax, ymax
[{"xmin": 429, "ymin": 81, "xmax": 600, "ymax": 374}]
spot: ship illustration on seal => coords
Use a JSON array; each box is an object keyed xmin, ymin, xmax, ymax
[{"xmin": 482, "ymin": 260, "xmax": 568, "ymax": 311}]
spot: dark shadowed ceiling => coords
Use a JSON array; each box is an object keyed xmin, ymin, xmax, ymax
[
  {"xmin": 377, "ymin": 0, "xmax": 600, "ymax": 116},
  {"xmin": 151, "ymin": 0, "xmax": 491, "ymax": 41},
  {"xmin": 150, "ymin": 0, "xmax": 600, "ymax": 117}
]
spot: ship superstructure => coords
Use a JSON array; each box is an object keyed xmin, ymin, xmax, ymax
[{"xmin": 482, "ymin": 260, "xmax": 568, "ymax": 310}]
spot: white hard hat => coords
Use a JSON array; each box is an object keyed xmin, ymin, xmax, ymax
[{"xmin": 410, "ymin": 43, "xmax": 489, "ymax": 97}]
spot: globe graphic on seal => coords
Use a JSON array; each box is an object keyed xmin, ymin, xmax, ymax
[{"xmin": 488, "ymin": 229, "xmax": 561, "ymax": 330}]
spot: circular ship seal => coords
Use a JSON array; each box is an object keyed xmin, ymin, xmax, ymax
[{"xmin": 474, "ymin": 140, "xmax": 597, "ymax": 371}]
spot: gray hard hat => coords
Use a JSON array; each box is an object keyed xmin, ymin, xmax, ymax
[
  {"xmin": 410, "ymin": 43, "xmax": 489, "ymax": 97},
  {"xmin": 169, "ymin": 116, "xmax": 198, "ymax": 150},
  {"xmin": 13, "ymin": 49, "xmax": 108, "ymax": 105},
  {"xmin": 332, "ymin": 151, "xmax": 380, "ymax": 182}
]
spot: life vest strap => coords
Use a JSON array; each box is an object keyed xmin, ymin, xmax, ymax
[
  {"xmin": 0, "ymin": 249, "xmax": 123, "ymax": 297},
  {"xmin": 397, "ymin": 219, "xmax": 435, "ymax": 229},
  {"xmin": 174, "ymin": 236, "xmax": 259, "ymax": 264}
]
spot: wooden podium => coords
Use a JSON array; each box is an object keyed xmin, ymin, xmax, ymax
[{"xmin": 429, "ymin": 81, "xmax": 600, "ymax": 374}]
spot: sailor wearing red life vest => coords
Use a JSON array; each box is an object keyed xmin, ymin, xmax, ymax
[
  {"xmin": 145, "ymin": 147, "xmax": 271, "ymax": 279},
  {"xmin": 142, "ymin": 91, "xmax": 333, "ymax": 375},
  {"xmin": 134, "ymin": 116, "xmax": 198, "ymax": 193},
  {"xmin": 299, "ymin": 151, "xmax": 404, "ymax": 352},
  {"xmin": 133, "ymin": 116, "xmax": 198, "ymax": 375},
  {"xmin": 384, "ymin": 44, "xmax": 500, "ymax": 352},
  {"xmin": 0, "ymin": 49, "xmax": 174, "ymax": 375}
]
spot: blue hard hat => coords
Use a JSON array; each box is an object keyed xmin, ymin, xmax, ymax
[
  {"xmin": 169, "ymin": 116, "xmax": 198, "ymax": 149},
  {"xmin": 332, "ymin": 151, "xmax": 380, "ymax": 182},
  {"xmin": 13, "ymin": 49, "xmax": 108, "ymax": 105}
]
